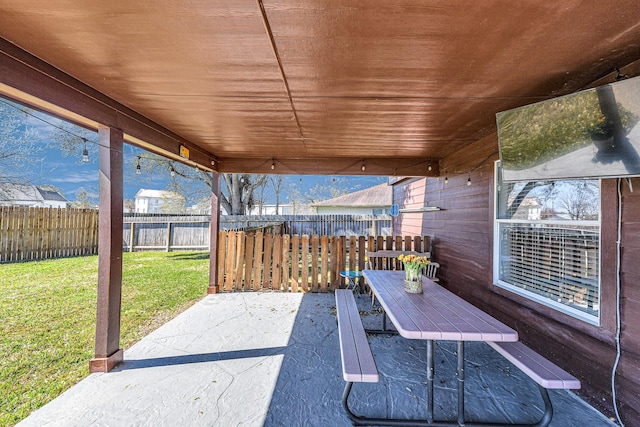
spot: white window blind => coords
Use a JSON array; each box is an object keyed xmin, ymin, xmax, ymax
[
  {"xmin": 494, "ymin": 162, "xmax": 600, "ymax": 324},
  {"xmin": 497, "ymin": 222, "xmax": 599, "ymax": 318}
]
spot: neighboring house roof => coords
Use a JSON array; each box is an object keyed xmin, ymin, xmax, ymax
[
  {"xmin": 135, "ymin": 188, "xmax": 185, "ymax": 200},
  {"xmin": 312, "ymin": 183, "xmax": 392, "ymax": 207},
  {"xmin": 0, "ymin": 183, "xmax": 67, "ymax": 204},
  {"xmin": 38, "ymin": 189, "xmax": 67, "ymax": 202}
]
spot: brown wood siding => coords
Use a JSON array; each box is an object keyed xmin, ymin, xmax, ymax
[
  {"xmin": 621, "ymin": 180, "xmax": 640, "ymax": 360},
  {"xmin": 393, "ymin": 134, "xmax": 640, "ymax": 425}
]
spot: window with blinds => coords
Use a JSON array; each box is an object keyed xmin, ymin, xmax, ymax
[{"xmin": 494, "ymin": 162, "xmax": 600, "ymax": 324}]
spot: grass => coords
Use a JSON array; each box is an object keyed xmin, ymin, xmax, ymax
[{"xmin": 0, "ymin": 251, "xmax": 210, "ymax": 426}]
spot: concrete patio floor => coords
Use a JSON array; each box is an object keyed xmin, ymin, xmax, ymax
[{"xmin": 18, "ymin": 292, "xmax": 615, "ymax": 426}]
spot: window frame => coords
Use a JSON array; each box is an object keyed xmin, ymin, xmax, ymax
[{"xmin": 492, "ymin": 161, "xmax": 602, "ymax": 325}]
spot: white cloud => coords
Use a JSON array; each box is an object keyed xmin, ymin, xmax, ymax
[{"xmin": 49, "ymin": 170, "xmax": 98, "ymax": 184}]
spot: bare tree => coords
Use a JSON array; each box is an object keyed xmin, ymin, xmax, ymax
[
  {"xmin": 0, "ymin": 101, "xmax": 42, "ymax": 183},
  {"xmin": 307, "ymin": 177, "xmax": 351, "ymax": 203},
  {"xmin": 555, "ymin": 181, "xmax": 599, "ymax": 220},
  {"xmin": 69, "ymin": 187, "xmax": 98, "ymax": 209},
  {"xmin": 270, "ymin": 175, "xmax": 285, "ymax": 213},
  {"xmin": 220, "ymin": 173, "xmax": 269, "ymax": 215},
  {"xmin": 48, "ymin": 121, "xmax": 97, "ymax": 163}
]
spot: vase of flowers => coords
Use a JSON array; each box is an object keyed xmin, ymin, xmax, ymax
[{"xmin": 398, "ymin": 254, "xmax": 429, "ymax": 294}]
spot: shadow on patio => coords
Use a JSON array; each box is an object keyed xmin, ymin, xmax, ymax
[{"xmin": 18, "ymin": 293, "xmax": 614, "ymax": 426}]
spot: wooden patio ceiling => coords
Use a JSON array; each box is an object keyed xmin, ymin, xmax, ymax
[{"xmin": 1, "ymin": 1, "xmax": 640, "ymax": 176}]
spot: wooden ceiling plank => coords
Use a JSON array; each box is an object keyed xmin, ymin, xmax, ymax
[{"xmin": 0, "ymin": 38, "xmax": 215, "ymax": 170}]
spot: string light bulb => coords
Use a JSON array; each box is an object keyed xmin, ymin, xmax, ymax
[
  {"xmin": 136, "ymin": 156, "xmax": 142, "ymax": 175},
  {"xmin": 361, "ymin": 161, "xmax": 366, "ymax": 172},
  {"xmin": 271, "ymin": 160, "xmax": 275, "ymax": 170},
  {"xmin": 467, "ymin": 172, "xmax": 472, "ymax": 186},
  {"xmin": 81, "ymin": 139, "xmax": 89, "ymax": 163},
  {"xmin": 444, "ymin": 175, "xmax": 448, "ymax": 184},
  {"xmin": 170, "ymin": 165, "xmax": 176, "ymax": 177},
  {"xmin": 428, "ymin": 161, "xmax": 432, "ymax": 172}
]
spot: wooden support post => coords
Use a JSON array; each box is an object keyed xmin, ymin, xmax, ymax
[
  {"xmin": 90, "ymin": 127, "xmax": 124, "ymax": 373},
  {"xmin": 208, "ymin": 171, "xmax": 221, "ymax": 294}
]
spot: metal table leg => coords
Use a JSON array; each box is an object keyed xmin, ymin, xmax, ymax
[{"xmin": 427, "ymin": 339, "xmax": 434, "ymax": 424}]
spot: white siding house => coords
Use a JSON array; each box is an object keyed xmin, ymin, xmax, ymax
[
  {"xmin": 0, "ymin": 184, "xmax": 68, "ymax": 208},
  {"xmin": 134, "ymin": 189, "xmax": 186, "ymax": 214}
]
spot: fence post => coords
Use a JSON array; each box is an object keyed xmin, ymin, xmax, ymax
[
  {"xmin": 129, "ymin": 222, "xmax": 135, "ymax": 252},
  {"xmin": 165, "ymin": 222, "xmax": 172, "ymax": 252}
]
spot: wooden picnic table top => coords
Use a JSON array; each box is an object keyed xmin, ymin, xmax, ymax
[{"xmin": 363, "ymin": 269, "xmax": 518, "ymax": 342}]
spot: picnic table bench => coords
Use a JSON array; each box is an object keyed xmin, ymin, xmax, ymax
[
  {"xmin": 488, "ymin": 341, "xmax": 581, "ymax": 426},
  {"xmin": 335, "ymin": 289, "xmax": 380, "ymax": 425}
]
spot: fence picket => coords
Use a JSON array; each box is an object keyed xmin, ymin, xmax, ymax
[
  {"xmin": 263, "ymin": 234, "xmax": 273, "ymax": 290},
  {"xmin": 320, "ymin": 235, "xmax": 329, "ymax": 292},
  {"xmin": 282, "ymin": 234, "xmax": 290, "ymax": 292},
  {"xmin": 337, "ymin": 236, "xmax": 346, "ymax": 289},
  {"xmin": 301, "ymin": 235, "xmax": 309, "ymax": 292},
  {"xmin": 253, "ymin": 231, "xmax": 264, "ymax": 291},
  {"xmin": 244, "ymin": 233, "xmax": 255, "ymax": 290},
  {"xmin": 234, "ymin": 232, "xmax": 246, "ymax": 291},
  {"xmin": 358, "ymin": 236, "xmax": 366, "ymax": 271},
  {"xmin": 224, "ymin": 231, "xmax": 236, "ymax": 291},
  {"xmin": 348, "ymin": 236, "xmax": 356, "ymax": 272},
  {"xmin": 217, "ymin": 230, "xmax": 227, "ymax": 286},
  {"xmin": 311, "ymin": 235, "xmax": 319, "ymax": 292},
  {"xmin": 272, "ymin": 234, "xmax": 282, "ymax": 291},
  {"xmin": 291, "ymin": 234, "xmax": 299, "ymax": 293}
]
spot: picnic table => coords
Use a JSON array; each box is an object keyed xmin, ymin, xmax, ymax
[
  {"xmin": 338, "ymin": 270, "xmax": 580, "ymax": 426},
  {"xmin": 362, "ymin": 269, "xmax": 518, "ymax": 425}
]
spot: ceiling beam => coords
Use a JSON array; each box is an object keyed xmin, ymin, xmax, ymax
[
  {"xmin": 218, "ymin": 157, "xmax": 440, "ymax": 177},
  {"xmin": 0, "ymin": 37, "xmax": 215, "ymax": 172}
]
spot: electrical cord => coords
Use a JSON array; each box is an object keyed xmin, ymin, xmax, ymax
[{"xmin": 612, "ymin": 178, "xmax": 624, "ymax": 426}]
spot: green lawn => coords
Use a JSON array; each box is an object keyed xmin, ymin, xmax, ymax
[{"xmin": 0, "ymin": 252, "xmax": 210, "ymax": 426}]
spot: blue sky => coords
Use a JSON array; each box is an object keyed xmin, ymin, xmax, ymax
[{"xmin": 6, "ymin": 99, "xmax": 385, "ymax": 204}]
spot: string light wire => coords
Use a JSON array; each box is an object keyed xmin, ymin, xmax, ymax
[{"xmin": 0, "ymin": 98, "xmax": 202, "ymax": 172}]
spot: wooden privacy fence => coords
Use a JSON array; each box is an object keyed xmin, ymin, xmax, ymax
[
  {"xmin": 0, "ymin": 206, "xmax": 99, "ymax": 262},
  {"xmin": 217, "ymin": 231, "xmax": 431, "ymax": 293},
  {"xmin": 123, "ymin": 214, "xmax": 211, "ymax": 252}
]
